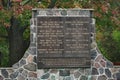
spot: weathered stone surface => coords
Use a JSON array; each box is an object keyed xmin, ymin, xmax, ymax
[
  {"xmin": 65, "ymin": 76, "xmax": 74, "ymax": 80},
  {"xmin": 28, "ymin": 72, "xmax": 37, "ymax": 78},
  {"xmin": 80, "ymin": 75, "xmax": 88, "ymax": 80},
  {"xmin": 19, "ymin": 68, "xmax": 23, "ymax": 73},
  {"xmin": 22, "ymin": 70, "xmax": 28, "ymax": 77},
  {"xmin": 74, "ymin": 71, "xmax": 81, "ymax": 78},
  {"xmin": 23, "ymin": 51, "xmax": 29, "ymax": 58},
  {"xmin": 105, "ymin": 69, "xmax": 111, "ymax": 78},
  {"xmin": 46, "ymin": 10, "xmax": 54, "ymax": 15},
  {"xmin": 88, "ymin": 75, "xmax": 92, "ymax": 80},
  {"xmin": 100, "ymin": 60, "xmax": 106, "ymax": 67},
  {"xmin": 41, "ymin": 73, "xmax": 50, "ymax": 79},
  {"xmin": 92, "ymin": 68, "xmax": 99, "ymax": 75},
  {"xmin": 19, "ymin": 59, "xmax": 26, "ymax": 67},
  {"xmin": 30, "ymin": 42, "xmax": 36, "ymax": 47},
  {"xmin": 31, "ymin": 25, "xmax": 36, "ymax": 33},
  {"xmin": 4, "ymin": 79, "xmax": 12, "ymax": 80},
  {"xmin": 28, "ymin": 47, "xmax": 36, "ymax": 55},
  {"xmin": 26, "ymin": 77, "xmax": 37, "ymax": 80},
  {"xmin": 30, "ymin": 34, "xmax": 33, "ymax": 43},
  {"xmin": 44, "ymin": 69, "xmax": 49, "ymax": 73},
  {"xmin": 50, "ymin": 75, "xmax": 56, "ymax": 80},
  {"xmin": 115, "ymin": 73, "xmax": 120, "ymax": 80},
  {"xmin": 37, "ymin": 70, "xmax": 44, "ymax": 78},
  {"xmin": 69, "ymin": 69, "xmax": 74, "ymax": 74},
  {"xmin": 18, "ymin": 74, "xmax": 25, "ymax": 80},
  {"xmin": 0, "ymin": 75, "xmax": 3, "ymax": 80},
  {"xmin": 10, "ymin": 71, "xmax": 19, "ymax": 79},
  {"xmin": 99, "ymin": 68, "xmax": 104, "ymax": 74},
  {"xmin": 12, "ymin": 63, "xmax": 19, "ymax": 69},
  {"xmin": 94, "ymin": 63, "xmax": 100, "ymax": 68},
  {"xmin": 95, "ymin": 55, "xmax": 102, "ymax": 62},
  {"xmin": 7, "ymin": 69, "xmax": 14, "ymax": 74},
  {"xmin": 24, "ymin": 63, "xmax": 36, "ymax": 71},
  {"xmin": 79, "ymin": 68, "xmax": 85, "ymax": 74},
  {"xmin": 33, "ymin": 56, "xmax": 36, "ymax": 63},
  {"xmin": 59, "ymin": 70, "xmax": 70, "ymax": 76},
  {"xmin": 26, "ymin": 55, "xmax": 33, "ymax": 63},
  {"xmin": 91, "ymin": 76, "xmax": 97, "ymax": 80},
  {"xmin": 61, "ymin": 10, "xmax": 67, "ymax": 15},
  {"xmin": 98, "ymin": 75, "xmax": 107, "ymax": 80},
  {"xmin": 106, "ymin": 61, "xmax": 113, "ymax": 68},
  {"xmin": 84, "ymin": 69, "xmax": 91, "ymax": 75},
  {"xmin": 91, "ymin": 49, "xmax": 98, "ymax": 60},
  {"xmin": 50, "ymin": 69, "xmax": 58, "ymax": 73},
  {"xmin": 91, "ymin": 60, "xmax": 94, "ymax": 66},
  {"xmin": 1, "ymin": 69, "xmax": 8, "ymax": 78}
]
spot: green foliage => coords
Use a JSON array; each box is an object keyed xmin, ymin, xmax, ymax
[
  {"xmin": 0, "ymin": 25, "xmax": 9, "ymax": 67},
  {"xmin": 18, "ymin": 10, "xmax": 32, "ymax": 27},
  {"xmin": 0, "ymin": 10, "xmax": 11, "ymax": 27},
  {"xmin": 112, "ymin": 30, "xmax": 120, "ymax": 43},
  {"xmin": 91, "ymin": 0, "xmax": 120, "ymax": 62},
  {"xmin": 0, "ymin": 25, "xmax": 7, "ymax": 35},
  {"xmin": 23, "ymin": 27, "xmax": 30, "ymax": 40},
  {"xmin": 0, "ymin": 41, "xmax": 9, "ymax": 66}
]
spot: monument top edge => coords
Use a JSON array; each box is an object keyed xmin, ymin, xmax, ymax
[
  {"xmin": 32, "ymin": 8, "xmax": 94, "ymax": 11},
  {"xmin": 32, "ymin": 8, "xmax": 94, "ymax": 17}
]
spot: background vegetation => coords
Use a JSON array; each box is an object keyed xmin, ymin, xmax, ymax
[{"xmin": 0, "ymin": 0, "xmax": 120, "ymax": 67}]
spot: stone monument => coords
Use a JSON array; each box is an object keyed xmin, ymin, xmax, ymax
[{"xmin": 0, "ymin": 9, "xmax": 119, "ymax": 80}]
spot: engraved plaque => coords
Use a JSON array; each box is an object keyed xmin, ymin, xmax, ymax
[{"xmin": 37, "ymin": 16, "xmax": 92, "ymax": 68}]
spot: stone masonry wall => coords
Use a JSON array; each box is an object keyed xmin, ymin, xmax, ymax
[{"xmin": 0, "ymin": 9, "xmax": 119, "ymax": 80}]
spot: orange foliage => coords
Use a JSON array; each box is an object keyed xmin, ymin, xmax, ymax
[{"xmin": 101, "ymin": 5, "xmax": 108, "ymax": 13}]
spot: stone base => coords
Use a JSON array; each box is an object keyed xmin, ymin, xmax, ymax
[{"xmin": 37, "ymin": 68, "xmax": 91, "ymax": 80}]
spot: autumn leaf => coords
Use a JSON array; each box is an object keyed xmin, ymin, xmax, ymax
[{"xmin": 101, "ymin": 5, "xmax": 108, "ymax": 13}]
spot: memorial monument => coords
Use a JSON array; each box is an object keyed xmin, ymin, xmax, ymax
[{"xmin": 0, "ymin": 9, "xmax": 118, "ymax": 80}]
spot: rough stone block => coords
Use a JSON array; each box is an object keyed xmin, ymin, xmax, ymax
[{"xmin": 59, "ymin": 70, "xmax": 70, "ymax": 76}]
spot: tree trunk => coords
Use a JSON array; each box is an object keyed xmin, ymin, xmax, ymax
[{"xmin": 8, "ymin": 17, "xmax": 29, "ymax": 66}]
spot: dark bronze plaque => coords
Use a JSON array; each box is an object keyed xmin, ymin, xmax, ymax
[{"xmin": 37, "ymin": 17, "xmax": 92, "ymax": 68}]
